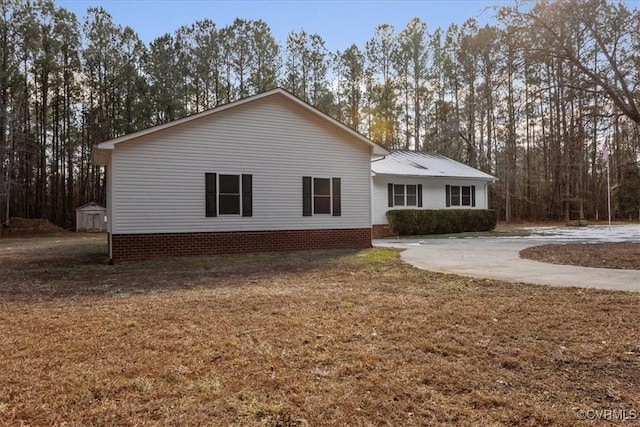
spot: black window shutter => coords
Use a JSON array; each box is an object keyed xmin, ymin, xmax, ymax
[
  {"xmin": 242, "ymin": 174, "xmax": 252, "ymax": 217},
  {"xmin": 471, "ymin": 185, "xmax": 476, "ymax": 207},
  {"xmin": 417, "ymin": 184, "xmax": 423, "ymax": 207},
  {"xmin": 332, "ymin": 177, "xmax": 341, "ymax": 216},
  {"xmin": 205, "ymin": 173, "xmax": 217, "ymax": 217},
  {"xmin": 445, "ymin": 185, "xmax": 451, "ymax": 207},
  {"xmin": 302, "ymin": 176, "xmax": 312, "ymax": 216},
  {"xmin": 388, "ymin": 183, "xmax": 394, "ymax": 207}
]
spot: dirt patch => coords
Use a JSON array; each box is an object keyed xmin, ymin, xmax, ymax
[
  {"xmin": 0, "ymin": 235, "xmax": 638, "ymax": 426},
  {"xmin": 1, "ymin": 217, "xmax": 68, "ymax": 236},
  {"xmin": 521, "ymin": 242, "xmax": 640, "ymax": 270}
]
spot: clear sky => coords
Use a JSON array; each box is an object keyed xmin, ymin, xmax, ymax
[{"xmin": 57, "ymin": 0, "xmax": 511, "ymax": 52}]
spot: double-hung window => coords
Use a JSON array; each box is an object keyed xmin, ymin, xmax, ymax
[
  {"xmin": 314, "ymin": 178, "xmax": 332, "ymax": 214},
  {"xmin": 406, "ymin": 185, "xmax": 418, "ymax": 206},
  {"xmin": 205, "ymin": 173, "xmax": 252, "ymax": 217},
  {"xmin": 461, "ymin": 186, "xmax": 472, "ymax": 206},
  {"xmin": 393, "ymin": 185, "xmax": 405, "ymax": 206},
  {"xmin": 219, "ymin": 175, "xmax": 241, "ymax": 215},
  {"xmin": 445, "ymin": 185, "xmax": 476, "ymax": 207},
  {"xmin": 303, "ymin": 176, "xmax": 341, "ymax": 216},
  {"xmin": 450, "ymin": 186, "xmax": 461, "ymax": 206},
  {"xmin": 387, "ymin": 184, "xmax": 422, "ymax": 207}
]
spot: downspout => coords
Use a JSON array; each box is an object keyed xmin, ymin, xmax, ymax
[
  {"xmin": 108, "ymin": 225, "xmax": 113, "ymax": 265},
  {"xmin": 106, "ymin": 156, "xmax": 114, "ymax": 264},
  {"xmin": 370, "ymin": 152, "xmax": 388, "ymax": 232},
  {"xmin": 485, "ymin": 182, "xmax": 488, "ymax": 209}
]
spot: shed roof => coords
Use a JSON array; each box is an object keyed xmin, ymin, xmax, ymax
[
  {"xmin": 371, "ymin": 150, "xmax": 497, "ymax": 181},
  {"xmin": 76, "ymin": 201, "xmax": 105, "ymax": 211},
  {"xmin": 96, "ymin": 88, "xmax": 388, "ymax": 158}
]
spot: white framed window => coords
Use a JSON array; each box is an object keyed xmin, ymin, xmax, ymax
[
  {"xmin": 205, "ymin": 173, "xmax": 252, "ymax": 217},
  {"xmin": 313, "ymin": 178, "xmax": 331, "ymax": 214},
  {"xmin": 303, "ymin": 176, "xmax": 341, "ymax": 216},
  {"xmin": 446, "ymin": 185, "xmax": 475, "ymax": 207},
  {"xmin": 388, "ymin": 184, "xmax": 421, "ymax": 207},
  {"xmin": 219, "ymin": 174, "xmax": 241, "ymax": 215},
  {"xmin": 393, "ymin": 184, "xmax": 405, "ymax": 206}
]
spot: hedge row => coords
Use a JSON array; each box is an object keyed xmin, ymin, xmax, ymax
[{"xmin": 386, "ymin": 209, "xmax": 497, "ymax": 235}]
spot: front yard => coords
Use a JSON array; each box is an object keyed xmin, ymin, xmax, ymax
[{"xmin": 0, "ymin": 234, "xmax": 638, "ymax": 425}]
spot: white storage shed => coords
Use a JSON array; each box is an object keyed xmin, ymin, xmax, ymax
[{"xmin": 75, "ymin": 202, "xmax": 107, "ymax": 232}]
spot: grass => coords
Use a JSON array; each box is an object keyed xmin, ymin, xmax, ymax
[{"xmin": 1, "ymin": 234, "xmax": 639, "ymax": 426}]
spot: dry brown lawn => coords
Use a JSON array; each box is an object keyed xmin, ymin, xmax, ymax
[{"xmin": 1, "ymin": 234, "xmax": 639, "ymax": 426}]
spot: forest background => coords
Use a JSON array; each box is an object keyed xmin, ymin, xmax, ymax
[{"xmin": 1, "ymin": 0, "xmax": 639, "ymax": 229}]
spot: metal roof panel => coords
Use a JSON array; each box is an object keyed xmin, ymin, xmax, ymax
[{"xmin": 372, "ymin": 150, "xmax": 496, "ymax": 181}]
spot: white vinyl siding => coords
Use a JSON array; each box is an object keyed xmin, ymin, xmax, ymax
[
  {"xmin": 110, "ymin": 96, "xmax": 372, "ymax": 234},
  {"xmin": 372, "ymin": 175, "xmax": 490, "ymax": 225},
  {"xmin": 105, "ymin": 158, "xmax": 113, "ymax": 233}
]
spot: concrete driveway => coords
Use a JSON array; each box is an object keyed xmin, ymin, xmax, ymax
[{"xmin": 374, "ymin": 225, "xmax": 640, "ymax": 292}]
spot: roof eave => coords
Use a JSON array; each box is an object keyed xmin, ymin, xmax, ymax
[{"xmin": 372, "ymin": 171, "xmax": 497, "ymax": 181}]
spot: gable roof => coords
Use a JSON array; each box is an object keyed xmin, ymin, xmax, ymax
[
  {"xmin": 371, "ymin": 150, "xmax": 497, "ymax": 181},
  {"xmin": 96, "ymin": 88, "xmax": 388, "ymax": 157},
  {"xmin": 75, "ymin": 201, "xmax": 105, "ymax": 211}
]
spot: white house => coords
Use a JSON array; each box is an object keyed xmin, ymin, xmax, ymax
[
  {"xmin": 371, "ymin": 150, "xmax": 497, "ymax": 237},
  {"xmin": 95, "ymin": 88, "xmax": 388, "ymax": 262}
]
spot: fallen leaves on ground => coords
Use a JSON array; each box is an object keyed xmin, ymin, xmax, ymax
[
  {"xmin": 1, "ymin": 235, "xmax": 638, "ymax": 426},
  {"xmin": 520, "ymin": 242, "xmax": 640, "ymax": 270}
]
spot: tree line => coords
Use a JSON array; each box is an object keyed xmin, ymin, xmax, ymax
[{"xmin": 1, "ymin": 0, "xmax": 639, "ymax": 229}]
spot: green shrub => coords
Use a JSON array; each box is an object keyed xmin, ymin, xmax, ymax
[{"xmin": 386, "ymin": 209, "xmax": 497, "ymax": 235}]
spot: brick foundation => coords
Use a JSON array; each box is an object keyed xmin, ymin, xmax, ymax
[
  {"xmin": 110, "ymin": 228, "xmax": 372, "ymax": 262},
  {"xmin": 372, "ymin": 224, "xmax": 396, "ymax": 239}
]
